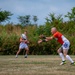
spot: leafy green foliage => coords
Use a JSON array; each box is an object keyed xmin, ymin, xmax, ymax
[
  {"xmin": 0, "ymin": 9, "xmax": 12, "ymax": 23},
  {"xmin": 33, "ymin": 16, "xmax": 38, "ymax": 26},
  {"xmin": 18, "ymin": 15, "xmax": 38, "ymax": 26},
  {"xmin": 45, "ymin": 13, "xmax": 63, "ymax": 25},
  {"xmin": 65, "ymin": 7, "xmax": 75, "ymax": 21},
  {"xmin": 0, "ymin": 20, "xmax": 75, "ymax": 55},
  {"xmin": 18, "ymin": 15, "xmax": 31, "ymax": 26}
]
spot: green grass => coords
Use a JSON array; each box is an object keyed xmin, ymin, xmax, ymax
[{"xmin": 0, "ymin": 55, "xmax": 75, "ymax": 75}]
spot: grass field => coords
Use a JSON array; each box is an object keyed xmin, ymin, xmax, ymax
[{"xmin": 0, "ymin": 55, "xmax": 75, "ymax": 75}]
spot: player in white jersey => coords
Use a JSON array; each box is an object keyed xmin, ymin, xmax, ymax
[{"xmin": 15, "ymin": 31, "xmax": 29, "ymax": 58}]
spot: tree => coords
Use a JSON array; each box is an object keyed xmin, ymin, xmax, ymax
[
  {"xmin": 65, "ymin": 7, "xmax": 75, "ymax": 21},
  {"xmin": 0, "ymin": 9, "xmax": 12, "ymax": 23},
  {"xmin": 33, "ymin": 16, "xmax": 38, "ymax": 26},
  {"xmin": 18, "ymin": 16, "xmax": 26, "ymax": 26},
  {"xmin": 25, "ymin": 15, "xmax": 31, "ymax": 25},
  {"xmin": 18, "ymin": 15, "xmax": 31, "ymax": 26},
  {"xmin": 45, "ymin": 13, "xmax": 63, "ymax": 24}
]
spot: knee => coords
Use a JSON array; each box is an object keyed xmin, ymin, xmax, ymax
[
  {"xmin": 57, "ymin": 49, "xmax": 61, "ymax": 54},
  {"xmin": 25, "ymin": 48, "xmax": 29, "ymax": 51},
  {"xmin": 27, "ymin": 49, "xmax": 29, "ymax": 51},
  {"xmin": 63, "ymin": 53, "xmax": 67, "ymax": 57}
]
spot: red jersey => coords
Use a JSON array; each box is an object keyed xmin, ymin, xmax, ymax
[{"xmin": 53, "ymin": 31, "xmax": 68, "ymax": 44}]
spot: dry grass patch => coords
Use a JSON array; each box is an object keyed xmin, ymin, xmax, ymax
[{"xmin": 0, "ymin": 55, "xmax": 75, "ymax": 75}]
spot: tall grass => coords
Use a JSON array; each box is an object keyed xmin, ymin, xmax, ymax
[{"xmin": 0, "ymin": 21, "xmax": 75, "ymax": 55}]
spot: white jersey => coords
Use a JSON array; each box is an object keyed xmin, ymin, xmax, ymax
[{"xmin": 62, "ymin": 35, "xmax": 69, "ymax": 42}]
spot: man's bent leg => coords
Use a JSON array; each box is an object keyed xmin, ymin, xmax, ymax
[
  {"xmin": 24, "ymin": 47, "xmax": 29, "ymax": 58},
  {"xmin": 63, "ymin": 49, "xmax": 74, "ymax": 64},
  {"xmin": 57, "ymin": 47, "xmax": 66, "ymax": 65},
  {"xmin": 58, "ymin": 48, "xmax": 65, "ymax": 61}
]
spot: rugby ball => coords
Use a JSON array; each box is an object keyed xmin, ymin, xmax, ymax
[{"xmin": 21, "ymin": 34, "xmax": 26, "ymax": 40}]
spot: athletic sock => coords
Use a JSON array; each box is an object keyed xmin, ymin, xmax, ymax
[
  {"xmin": 25, "ymin": 54, "xmax": 27, "ymax": 56},
  {"xmin": 59, "ymin": 53, "xmax": 65, "ymax": 61},
  {"xmin": 24, "ymin": 54, "xmax": 27, "ymax": 58},
  {"xmin": 15, "ymin": 55, "xmax": 18, "ymax": 58},
  {"xmin": 16, "ymin": 54, "xmax": 18, "ymax": 56},
  {"xmin": 25, "ymin": 54, "xmax": 27, "ymax": 57},
  {"xmin": 66, "ymin": 55, "xmax": 74, "ymax": 63}
]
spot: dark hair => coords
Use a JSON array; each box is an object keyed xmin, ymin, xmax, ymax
[{"xmin": 25, "ymin": 31, "xmax": 27, "ymax": 33}]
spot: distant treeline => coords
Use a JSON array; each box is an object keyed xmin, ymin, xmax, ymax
[{"xmin": 0, "ymin": 20, "xmax": 75, "ymax": 55}]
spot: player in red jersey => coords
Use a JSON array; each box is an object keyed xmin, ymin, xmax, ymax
[{"xmin": 38, "ymin": 27, "xmax": 75, "ymax": 65}]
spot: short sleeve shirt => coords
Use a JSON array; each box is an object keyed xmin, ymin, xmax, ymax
[{"xmin": 53, "ymin": 31, "xmax": 64, "ymax": 44}]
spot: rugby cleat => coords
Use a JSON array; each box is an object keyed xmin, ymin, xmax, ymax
[
  {"xmin": 71, "ymin": 62, "xmax": 75, "ymax": 65},
  {"xmin": 24, "ymin": 55, "xmax": 27, "ymax": 58},
  {"xmin": 15, "ymin": 55, "xmax": 18, "ymax": 58},
  {"xmin": 60, "ymin": 61, "xmax": 66, "ymax": 65}
]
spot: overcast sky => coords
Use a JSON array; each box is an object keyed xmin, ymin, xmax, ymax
[{"xmin": 0, "ymin": 0, "xmax": 75, "ymax": 25}]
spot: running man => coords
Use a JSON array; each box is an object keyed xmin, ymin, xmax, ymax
[
  {"xmin": 38, "ymin": 27, "xmax": 75, "ymax": 65},
  {"xmin": 16, "ymin": 31, "xmax": 29, "ymax": 58}
]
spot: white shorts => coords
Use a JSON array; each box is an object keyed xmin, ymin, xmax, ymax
[
  {"xmin": 61, "ymin": 40, "xmax": 70, "ymax": 50},
  {"xmin": 19, "ymin": 42, "xmax": 28, "ymax": 49}
]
